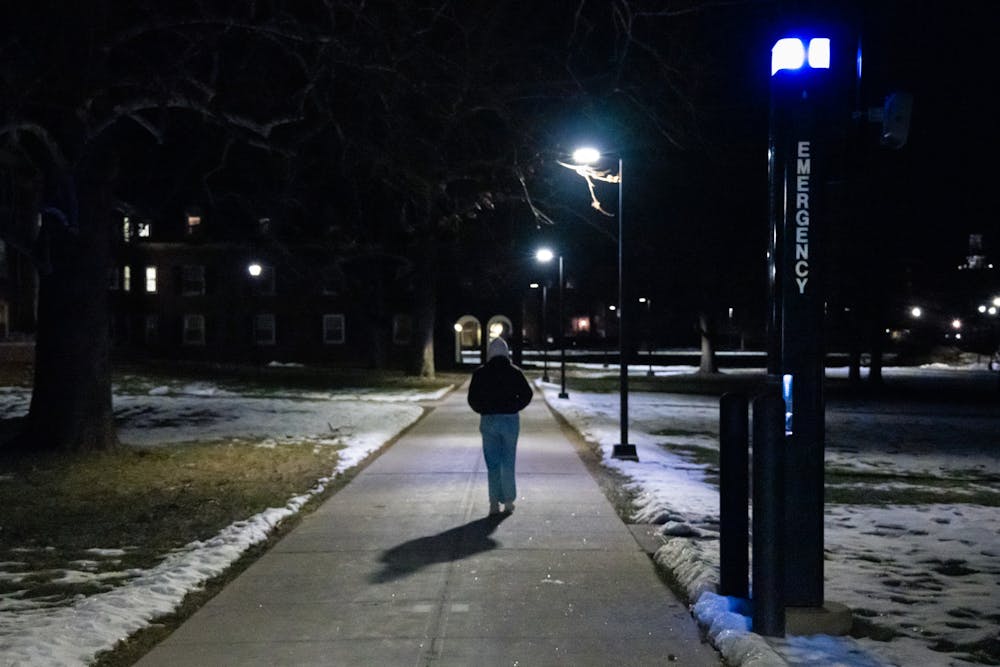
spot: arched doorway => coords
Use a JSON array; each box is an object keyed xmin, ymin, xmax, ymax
[
  {"xmin": 486, "ymin": 315, "xmax": 513, "ymax": 343},
  {"xmin": 454, "ymin": 315, "xmax": 482, "ymax": 365}
]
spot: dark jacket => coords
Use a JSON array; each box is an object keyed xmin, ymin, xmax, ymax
[{"xmin": 467, "ymin": 356, "xmax": 533, "ymax": 414}]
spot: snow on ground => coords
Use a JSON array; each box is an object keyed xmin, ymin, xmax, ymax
[
  {"xmin": 1, "ymin": 363, "xmax": 997, "ymax": 666},
  {"xmin": 539, "ymin": 365, "xmax": 1000, "ymax": 667},
  {"xmin": 0, "ymin": 381, "xmax": 438, "ymax": 667}
]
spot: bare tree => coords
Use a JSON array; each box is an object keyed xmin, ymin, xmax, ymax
[{"xmin": 0, "ymin": 2, "xmax": 332, "ymax": 451}]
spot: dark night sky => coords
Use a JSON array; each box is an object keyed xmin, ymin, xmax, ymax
[{"xmin": 531, "ymin": 1, "xmax": 1000, "ymax": 335}]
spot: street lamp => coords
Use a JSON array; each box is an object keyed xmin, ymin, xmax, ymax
[
  {"xmin": 572, "ymin": 147, "xmax": 636, "ymax": 460},
  {"xmin": 639, "ymin": 297, "xmax": 654, "ymax": 376},
  {"xmin": 536, "ymin": 248, "xmax": 568, "ymax": 398},
  {"xmin": 247, "ymin": 262, "xmax": 263, "ymax": 278},
  {"xmin": 530, "ymin": 282, "xmax": 551, "ymax": 382}
]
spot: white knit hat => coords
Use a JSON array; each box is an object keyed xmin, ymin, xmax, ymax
[{"xmin": 487, "ymin": 337, "xmax": 510, "ymax": 360}]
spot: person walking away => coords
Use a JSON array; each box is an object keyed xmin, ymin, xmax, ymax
[{"xmin": 467, "ymin": 337, "xmax": 533, "ymax": 515}]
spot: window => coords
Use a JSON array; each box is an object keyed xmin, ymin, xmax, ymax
[
  {"xmin": 144, "ymin": 315, "xmax": 159, "ymax": 344},
  {"xmin": 108, "ymin": 267, "xmax": 120, "ymax": 290},
  {"xmin": 182, "ymin": 314, "xmax": 205, "ymax": 345},
  {"xmin": 186, "ymin": 214, "xmax": 202, "ymax": 235},
  {"xmin": 254, "ymin": 314, "xmax": 276, "ymax": 345},
  {"xmin": 392, "ymin": 314, "xmax": 412, "ymax": 345},
  {"xmin": 181, "ymin": 265, "xmax": 206, "ymax": 295},
  {"xmin": 145, "ymin": 266, "xmax": 157, "ymax": 293},
  {"xmin": 258, "ymin": 217, "xmax": 271, "ymax": 235},
  {"xmin": 122, "ymin": 216, "xmax": 132, "ymax": 243},
  {"xmin": 123, "ymin": 266, "xmax": 131, "ymax": 292},
  {"xmin": 323, "ymin": 314, "xmax": 345, "ymax": 344},
  {"xmin": 137, "ymin": 221, "xmax": 151, "ymax": 238}
]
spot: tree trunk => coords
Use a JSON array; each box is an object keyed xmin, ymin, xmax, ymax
[
  {"xmin": 869, "ymin": 337, "xmax": 884, "ymax": 385},
  {"xmin": 848, "ymin": 347, "xmax": 862, "ymax": 384},
  {"xmin": 697, "ymin": 311, "xmax": 718, "ymax": 374},
  {"xmin": 25, "ymin": 173, "xmax": 118, "ymax": 452}
]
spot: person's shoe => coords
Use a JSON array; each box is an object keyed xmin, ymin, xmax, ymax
[
  {"xmin": 489, "ymin": 502, "xmax": 501, "ymax": 515},
  {"xmin": 503, "ymin": 502, "xmax": 515, "ymax": 514}
]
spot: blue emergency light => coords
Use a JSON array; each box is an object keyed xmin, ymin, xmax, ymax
[{"xmin": 771, "ymin": 37, "xmax": 830, "ymax": 76}]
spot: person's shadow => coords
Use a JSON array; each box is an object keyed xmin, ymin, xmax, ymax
[{"xmin": 369, "ymin": 514, "xmax": 508, "ymax": 584}]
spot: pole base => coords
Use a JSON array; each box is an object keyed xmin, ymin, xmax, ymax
[
  {"xmin": 612, "ymin": 444, "xmax": 638, "ymax": 461},
  {"xmin": 542, "ymin": 375, "xmax": 550, "ymax": 383},
  {"xmin": 558, "ymin": 392, "xmax": 569, "ymax": 399}
]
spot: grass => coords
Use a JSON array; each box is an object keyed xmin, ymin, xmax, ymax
[
  {"xmin": 115, "ymin": 360, "xmax": 464, "ymax": 396},
  {"xmin": 648, "ymin": 441, "xmax": 1000, "ymax": 507},
  {"xmin": 0, "ymin": 360, "xmax": 450, "ymax": 664},
  {"xmin": 565, "ymin": 371, "xmax": 765, "ymax": 397},
  {"xmin": 0, "ymin": 440, "xmax": 343, "ymax": 603},
  {"xmin": 825, "ymin": 472, "xmax": 1000, "ymax": 506}
]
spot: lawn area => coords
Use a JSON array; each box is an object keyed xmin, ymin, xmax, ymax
[{"xmin": 0, "ymin": 362, "xmax": 451, "ymax": 666}]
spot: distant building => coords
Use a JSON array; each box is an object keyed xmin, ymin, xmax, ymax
[{"xmin": 110, "ymin": 209, "xmax": 417, "ymax": 368}]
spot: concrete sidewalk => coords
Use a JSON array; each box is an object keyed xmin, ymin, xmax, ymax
[{"xmin": 137, "ymin": 385, "xmax": 720, "ymax": 666}]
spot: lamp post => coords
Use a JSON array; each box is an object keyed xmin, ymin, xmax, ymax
[
  {"xmin": 640, "ymin": 297, "xmax": 654, "ymax": 376},
  {"xmin": 572, "ymin": 148, "xmax": 636, "ymax": 460},
  {"xmin": 531, "ymin": 282, "xmax": 551, "ymax": 382},
  {"xmin": 536, "ymin": 248, "xmax": 568, "ymax": 398}
]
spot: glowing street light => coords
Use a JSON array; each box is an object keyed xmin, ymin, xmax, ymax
[
  {"xmin": 952, "ymin": 319, "xmax": 962, "ymax": 330},
  {"xmin": 571, "ymin": 146, "xmax": 601, "ymax": 165},
  {"xmin": 529, "ymin": 282, "xmax": 550, "ymax": 383},
  {"xmin": 639, "ymin": 297, "xmax": 654, "ymax": 376},
  {"xmin": 536, "ymin": 247, "xmax": 568, "ymax": 399},
  {"xmin": 910, "ymin": 306, "xmax": 922, "ymax": 318},
  {"xmin": 570, "ymin": 147, "xmax": 636, "ymax": 461},
  {"xmin": 247, "ymin": 262, "xmax": 263, "ymax": 278}
]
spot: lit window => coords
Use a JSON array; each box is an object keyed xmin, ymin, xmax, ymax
[
  {"xmin": 122, "ymin": 216, "xmax": 132, "ymax": 243},
  {"xmin": 145, "ymin": 267, "xmax": 157, "ymax": 293},
  {"xmin": 144, "ymin": 315, "xmax": 159, "ymax": 344},
  {"xmin": 258, "ymin": 217, "xmax": 271, "ymax": 234},
  {"xmin": 182, "ymin": 314, "xmax": 205, "ymax": 345},
  {"xmin": 123, "ymin": 266, "xmax": 131, "ymax": 292},
  {"xmin": 572, "ymin": 317, "xmax": 591, "ymax": 333},
  {"xmin": 323, "ymin": 314, "xmax": 345, "ymax": 344},
  {"xmin": 392, "ymin": 315, "xmax": 412, "ymax": 345},
  {"xmin": 137, "ymin": 221, "xmax": 151, "ymax": 238},
  {"xmin": 254, "ymin": 314, "xmax": 276, "ymax": 346},
  {"xmin": 186, "ymin": 214, "xmax": 201, "ymax": 235},
  {"xmin": 181, "ymin": 265, "xmax": 206, "ymax": 295}
]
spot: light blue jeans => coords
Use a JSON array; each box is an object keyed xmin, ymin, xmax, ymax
[{"xmin": 480, "ymin": 413, "xmax": 519, "ymax": 505}]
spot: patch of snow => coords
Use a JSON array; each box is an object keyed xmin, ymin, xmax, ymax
[
  {"xmin": 0, "ymin": 382, "xmax": 428, "ymax": 667},
  {"xmin": 539, "ymin": 368, "xmax": 1000, "ymax": 667}
]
